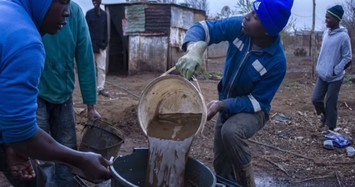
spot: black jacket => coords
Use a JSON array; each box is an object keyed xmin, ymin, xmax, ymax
[{"xmin": 86, "ymin": 8, "xmax": 108, "ymax": 53}]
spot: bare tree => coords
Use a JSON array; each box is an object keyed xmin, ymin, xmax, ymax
[
  {"xmin": 342, "ymin": 0, "xmax": 355, "ymax": 54},
  {"xmin": 232, "ymin": 0, "xmax": 253, "ymax": 15},
  {"xmin": 282, "ymin": 16, "xmax": 297, "ymax": 33},
  {"xmin": 310, "ymin": 0, "xmax": 316, "ymax": 77},
  {"xmin": 184, "ymin": 0, "xmax": 209, "ymax": 13},
  {"xmin": 157, "ymin": 0, "xmax": 176, "ymax": 3}
]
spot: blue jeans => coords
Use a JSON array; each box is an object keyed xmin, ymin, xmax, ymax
[
  {"xmin": 311, "ymin": 78, "xmax": 343, "ymax": 129},
  {"xmin": 36, "ymin": 97, "xmax": 77, "ymax": 187}
]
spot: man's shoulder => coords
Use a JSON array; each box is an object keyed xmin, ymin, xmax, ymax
[
  {"xmin": 0, "ymin": 3, "xmax": 42, "ymax": 55},
  {"xmin": 86, "ymin": 8, "xmax": 96, "ymax": 16},
  {"xmin": 101, "ymin": 8, "xmax": 107, "ymax": 15},
  {"xmin": 70, "ymin": 1, "xmax": 82, "ymax": 12}
]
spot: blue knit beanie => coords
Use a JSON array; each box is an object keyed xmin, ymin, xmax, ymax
[
  {"xmin": 253, "ymin": 0, "xmax": 294, "ymax": 36},
  {"xmin": 327, "ymin": 5, "xmax": 344, "ymax": 21}
]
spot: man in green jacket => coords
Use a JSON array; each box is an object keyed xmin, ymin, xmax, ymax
[{"xmin": 37, "ymin": 1, "xmax": 101, "ymax": 186}]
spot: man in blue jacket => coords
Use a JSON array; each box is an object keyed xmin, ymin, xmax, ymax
[
  {"xmin": 311, "ymin": 5, "xmax": 352, "ymax": 131},
  {"xmin": 0, "ymin": 0, "xmax": 111, "ymax": 183},
  {"xmin": 176, "ymin": 0, "xmax": 293, "ymax": 186}
]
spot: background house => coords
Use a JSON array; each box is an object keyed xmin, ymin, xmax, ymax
[{"xmin": 104, "ymin": 2, "xmax": 206, "ymax": 75}]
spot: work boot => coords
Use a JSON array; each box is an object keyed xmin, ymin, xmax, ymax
[
  {"xmin": 98, "ymin": 89, "xmax": 110, "ymax": 97},
  {"xmin": 236, "ymin": 164, "xmax": 256, "ymax": 187}
]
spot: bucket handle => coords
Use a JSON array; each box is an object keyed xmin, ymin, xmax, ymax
[
  {"xmin": 83, "ymin": 120, "xmax": 124, "ymax": 139},
  {"xmin": 191, "ymin": 76, "xmax": 201, "ymax": 93},
  {"xmin": 160, "ymin": 66, "xmax": 202, "ymax": 93},
  {"xmin": 80, "ymin": 121, "xmax": 125, "ymax": 150},
  {"xmin": 160, "ymin": 66, "xmax": 176, "ymax": 77}
]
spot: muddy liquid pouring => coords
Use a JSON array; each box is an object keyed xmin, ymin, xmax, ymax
[{"xmin": 145, "ymin": 113, "xmax": 202, "ymax": 187}]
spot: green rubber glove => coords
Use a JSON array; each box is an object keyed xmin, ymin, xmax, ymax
[{"xmin": 176, "ymin": 41, "xmax": 208, "ymax": 80}]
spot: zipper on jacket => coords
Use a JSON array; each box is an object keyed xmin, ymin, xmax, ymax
[
  {"xmin": 226, "ymin": 52, "xmax": 250, "ymax": 98},
  {"xmin": 226, "ymin": 39, "xmax": 253, "ymax": 98}
]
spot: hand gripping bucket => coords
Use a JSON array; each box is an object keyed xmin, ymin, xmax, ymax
[{"xmin": 137, "ymin": 74, "xmax": 207, "ymax": 136}]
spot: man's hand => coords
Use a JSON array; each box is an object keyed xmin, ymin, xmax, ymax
[
  {"xmin": 176, "ymin": 41, "xmax": 208, "ymax": 80},
  {"xmin": 87, "ymin": 105, "xmax": 101, "ymax": 123},
  {"xmin": 5, "ymin": 146, "xmax": 36, "ymax": 180},
  {"xmin": 77, "ymin": 152, "xmax": 112, "ymax": 182},
  {"xmin": 207, "ymin": 100, "xmax": 224, "ymax": 121}
]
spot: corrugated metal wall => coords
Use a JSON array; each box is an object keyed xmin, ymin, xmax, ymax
[
  {"xmin": 170, "ymin": 6, "xmax": 194, "ymax": 30},
  {"xmin": 125, "ymin": 4, "xmax": 145, "ymax": 32},
  {"xmin": 168, "ymin": 7, "xmax": 207, "ymax": 69},
  {"xmin": 129, "ymin": 36, "xmax": 169, "ymax": 74},
  {"xmin": 145, "ymin": 5, "xmax": 171, "ymax": 34},
  {"xmin": 125, "ymin": 4, "xmax": 171, "ymax": 35}
]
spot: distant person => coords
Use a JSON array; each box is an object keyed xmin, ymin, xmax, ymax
[
  {"xmin": 176, "ymin": 0, "xmax": 294, "ymax": 186},
  {"xmin": 37, "ymin": 1, "xmax": 102, "ymax": 186},
  {"xmin": 0, "ymin": 0, "xmax": 111, "ymax": 184},
  {"xmin": 311, "ymin": 5, "xmax": 352, "ymax": 131},
  {"xmin": 86, "ymin": 0, "xmax": 110, "ymax": 97}
]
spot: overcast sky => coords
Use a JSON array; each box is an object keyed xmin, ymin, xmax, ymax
[{"xmin": 76, "ymin": 0, "xmax": 348, "ymax": 31}]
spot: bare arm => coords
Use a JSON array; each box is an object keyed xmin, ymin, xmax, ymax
[{"xmin": 8, "ymin": 129, "xmax": 111, "ymax": 181}]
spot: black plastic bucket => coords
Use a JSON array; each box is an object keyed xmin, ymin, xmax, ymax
[
  {"xmin": 110, "ymin": 148, "xmax": 216, "ymax": 187},
  {"xmin": 216, "ymin": 175, "xmax": 242, "ymax": 187},
  {"xmin": 79, "ymin": 120, "xmax": 124, "ymax": 160}
]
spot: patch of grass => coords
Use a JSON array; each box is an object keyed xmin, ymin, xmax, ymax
[
  {"xmin": 197, "ymin": 69, "xmax": 223, "ymax": 80},
  {"xmin": 281, "ymin": 80, "xmax": 303, "ymax": 89},
  {"xmin": 205, "ymin": 71, "xmax": 222, "ymax": 80}
]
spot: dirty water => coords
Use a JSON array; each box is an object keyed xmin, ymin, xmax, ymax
[{"xmin": 146, "ymin": 113, "xmax": 201, "ymax": 187}]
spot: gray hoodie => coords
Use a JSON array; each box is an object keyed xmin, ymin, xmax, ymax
[{"xmin": 316, "ymin": 27, "xmax": 352, "ymax": 82}]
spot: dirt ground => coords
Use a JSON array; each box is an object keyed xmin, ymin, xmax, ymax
[
  {"xmin": 72, "ymin": 55, "xmax": 355, "ymax": 187},
  {"xmin": 1, "ymin": 55, "xmax": 354, "ymax": 187}
]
